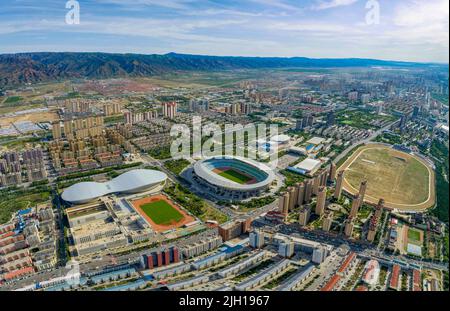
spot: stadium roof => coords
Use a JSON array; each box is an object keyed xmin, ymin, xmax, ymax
[
  {"xmin": 61, "ymin": 169, "xmax": 167, "ymax": 204},
  {"xmin": 193, "ymin": 156, "xmax": 275, "ymax": 191}
]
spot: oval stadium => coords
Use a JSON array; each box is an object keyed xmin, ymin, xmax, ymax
[
  {"xmin": 61, "ymin": 169, "xmax": 168, "ymax": 204},
  {"xmin": 193, "ymin": 156, "xmax": 275, "ymax": 198}
]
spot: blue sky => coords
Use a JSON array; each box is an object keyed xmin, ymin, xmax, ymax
[{"xmin": 0, "ymin": 0, "xmax": 448, "ymax": 62}]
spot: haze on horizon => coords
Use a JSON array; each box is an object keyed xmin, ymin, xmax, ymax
[{"xmin": 0, "ymin": 0, "xmax": 448, "ymax": 63}]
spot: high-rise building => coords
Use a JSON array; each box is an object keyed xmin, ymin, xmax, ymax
[
  {"xmin": 52, "ymin": 121, "xmax": 62, "ymax": 139},
  {"xmin": 312, "ymin": 176, "xmax": 321, "ymax": 196},
  {"xmin": 348, "ymin": 91, "xmax": 358, "ymax": 101},
  {"xmin": 278, "ymin": 192, "xmax": 290, "ymax": 217},
  {"xmin": 312, "ymin": 246, "xmax": 328, "ymax": 264},
  {"xmin": 399, "ymin": 114, "xmax": 407, "ymax": 132},
  {"xmin": 344, "ymin": 219, "xmax": 354, "ymax": 238},
  {"xmin": 103, "ymin": 102, "xmax": 121, "ymax": 116},
  {"xmin": 240, "ymin": 102, "xmax": 251, "ymax": 115},
  {"xmin": 304, "ymin": 114, "xmax": 314, "ymax": 127},
  {"xmin": 278, "ymin": 239, "xmax": 295, "ymax": 258},
  {"xmin": 304, "ymin": 180, "xmax": 313, "ymax": 203},
  {"xmin": 328, "ymin": 162, "xmax": 336, "ymax": 183},
  {"xmin": 350, "ymin": 195, "xmax": 361, "ymax": 218},
  {"xmin": 319, "ymin": 170, "xmax": 328, "ymax": 187},
  {"xmin": 315, "ymin": 187, "xmax": 327, "ymax": 216},
  {"xmin": 298, "ymin": 207, "xmax": 311, "ymax": 226},
  {"xmin": 361, "ymin": 94, "xmax": 371, "ymax": 104},
  {"xmin": 218, "ymin": 220, "xmax": 246, "ymax": 241},
  {"xmin": 326, "ymin": 111, "xmax": 335, "ymax": 127},
  {"xmin": 334, "ymin": 171, "xmax": 344, "ymax": 200},
  {"xmin": 189, "ymin": 99, "xmax": 209, "ymax": 113},
  {"xmin": 249, "ymin": 230, "xmax": 265, "ymax": 249},
  {"xmin": 288, "ymin": 186, "xmax": 298, "ymax": 211},
  {"xmin": 376, "ymin": 104, "xmax": 383, "ymax": 115},
  {"xmin": 162, "ymin": 102, "xmax": 178, "ymax": 119},
  {"xmin": 297, "ymin": 182, "xmax": 305, "ymax": 206},
  {"xmin": 124, "ymin": 110, "xmax": 158, "ymax": 124},
  {"xmin": 296, "ymin": 114, "xmax": 314, "ymax": 130},
  {"xmin": 322, "ymin": 212, "xmax": 333, "ymax": 232},
  {"xmin": 367, "ymin": 199, "xmax": 385, "ymax": 243},
  {"xmin": 376, "ymin": 199, "xmax": 384, "ymax": 214},
  {"xmin": 295, "ymin": 119, "xmax": 304, "ymax": 130},
  {"xmin": 366, "ymin": 228, "xmax": 377, "ymax": 243},
  {"xmin": 412, "ymin": 106, "xmax": 420, "ymax": 119},
  {"xmin": 358, "ymin": 180, "xmax": 367, "ymax": 208}
]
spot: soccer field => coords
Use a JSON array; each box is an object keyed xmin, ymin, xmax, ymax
[
  {"xmin": 140, "ymin": 200, "xmax": 184, "ymax": 225},
  {"xmin": 218, "ymin": 169, "xmax": 253, "ymax": 184},
  {"xmin": 338, "ymin": 144, "xmax": 435, "ymax": 211},
  {"xmin": 408, "ymin": 228, "xmax": 422, "ymax": 244}
]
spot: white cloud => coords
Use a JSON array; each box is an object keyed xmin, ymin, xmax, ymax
[
  {"xmin": 313, "ymin": 0, "xmax": 358, "ymax": 10},
  {"xmin": 95, "ymin": 0, "xmax": 192, "ymax": 10},
  {"xmin": 394, "ymin": 0, "xmax": 448, "ymax": 26},
  {"xmin": 391, "ymin": 0, "xmax": 449, "ymax": 49},
  {"xmin": 247, "ymin": 0, "xmax": 302, "ymax": 12}
]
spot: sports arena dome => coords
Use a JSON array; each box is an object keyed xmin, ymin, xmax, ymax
[{"xmin": 61, "ymin": 169, "xmax": 167, "ymax": 204}]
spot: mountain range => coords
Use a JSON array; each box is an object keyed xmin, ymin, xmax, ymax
[{"xmin": 0, "ymin": 52, "xmax": 444, "ymax": 88}]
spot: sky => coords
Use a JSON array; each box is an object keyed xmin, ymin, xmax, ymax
[{"xmin": 0, "ymin": 0, "xmax": 448, "ymax": 63}]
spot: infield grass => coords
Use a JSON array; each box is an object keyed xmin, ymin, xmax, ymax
[
  {"xmin": 407, "ymin": 228, "xmax": 423, "ymax": 245},
  {"xmin": 342, "ymin": 146, "xmax": 430, "ymax": 206},
  {"xmin": 218, "ymin": 169, "xmax": 252, "ymax": 184},
  {"xmin": 140, "ymin": 200, "xmax": 184, "ymax": 225}
]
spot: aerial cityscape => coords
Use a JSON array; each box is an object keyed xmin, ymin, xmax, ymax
[{"xmin": 0, "ymin": 0, "xmax": 448, "ymax": 296}]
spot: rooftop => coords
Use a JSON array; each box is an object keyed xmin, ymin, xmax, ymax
[{"xmin": 61, "ymin": 169, "xmax": 167, "ymax": 204}]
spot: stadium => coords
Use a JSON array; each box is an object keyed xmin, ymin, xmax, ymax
[
  {"xmin": 61, "ymin": 169, "xmax": 168, "ymax": 204},
  {"xmin": 193, "ymin": 156, "xmax": 275, "ymax": 199},
  {"xmin": 130, "ymin": 194, "xmax": 195, "ymax": 233}
]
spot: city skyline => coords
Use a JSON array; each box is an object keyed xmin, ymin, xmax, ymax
[{"xmin": 0, "ymin": 0, "xmax": 448, "ymax": 63}]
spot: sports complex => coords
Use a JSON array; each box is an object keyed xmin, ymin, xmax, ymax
[
  {"xmin": 337, "ymin": 143, "xmax": 435, "ymax": 212},
  {"xmin": 61, "ymin": 169, "xmax": 168, "ymax": 204},
  {"xmin": 130, "ymin": 194, "xmax": 195, "ymax": 232},
  {"xmin": 193, "ymin": 156, "xmax": 275, "ymax": 199}
]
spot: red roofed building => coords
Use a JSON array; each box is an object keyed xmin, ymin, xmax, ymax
[
  {"xmin": 412, "ymin": 269, "xmax": 421, "ymax": 291},
  {"xmin": 321, "ymin": 275, "xmax": 341, "ymax": 291},
  {"xmin": 389, "ymin": 264, "xmax": 401, "ymax": 290},
  {"xmin": 338, "ymin": 252, "xmax": 356, "ymax": 275},
  {"xmin": 355, "ymin": 285, "xmax": 368, "ymax": 291},
  {"xmin": 2, "ymin": 266, "xmax": 35, "ymax": 281}
]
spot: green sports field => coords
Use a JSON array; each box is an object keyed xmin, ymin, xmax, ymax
[
  {"xmin": 407, "ymin": 228, "xmax": 423, "ymax": 245},
  {"xmin": 140, "ymin": 200, "xmax": 184, "ymax": 225},
  {"xmin": 218, "ymin": 169, "xmax": 253, "ymax": 184}
]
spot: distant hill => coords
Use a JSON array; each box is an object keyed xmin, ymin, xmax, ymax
[{"xmin": 0, "ymin": 52, "xmax": 443, "ymax": 87}]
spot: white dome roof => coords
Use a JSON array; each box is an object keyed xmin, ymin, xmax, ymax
[{"xmin": 61, "ymin": 169, "xmax": 167, "ymax": 204}]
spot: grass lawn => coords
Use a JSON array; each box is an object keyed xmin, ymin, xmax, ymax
[
  {"xmin": 3, "ymin": 96, "xmax": 23, "ymax": 104},
  {"xmin": 164, "ymin": 159, "xmax": 190, "ymax": 175},
  {"xmin": 164, "ymin": 183, "xmax": 228, "ymax": 224},
  {"xmin": 408, "ymin": 228, "xmax": 422, "ymax": 243},
  {"xmin": 140, "ymin": 200, "xmax": 183, "ymax": 225},
  {"xmin": 218, "ymin": 169, "xmax": 252, "ymax": 184},
  {"xmin": 343, "ymin": 146, "xmax": 430, "ymax": 206}
]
